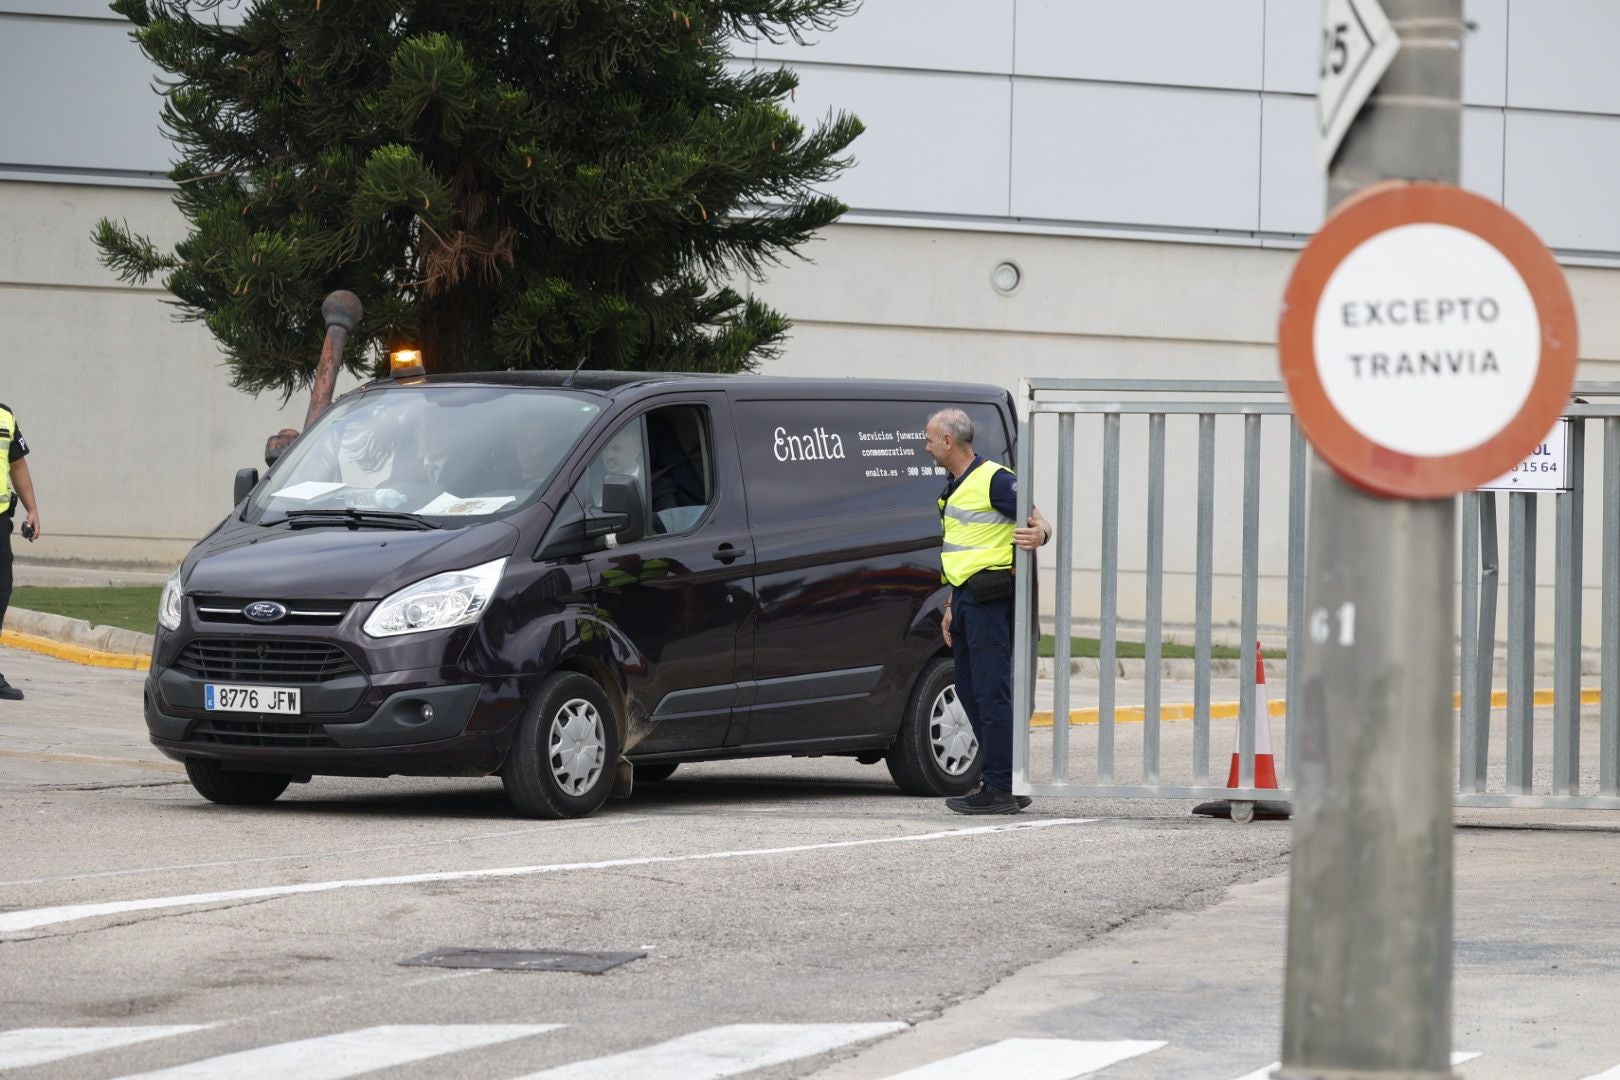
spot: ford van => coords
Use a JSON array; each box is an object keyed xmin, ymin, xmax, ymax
[{"xmin": 145, "ymin": 371, "xmax": 1016, "ymax": 818}]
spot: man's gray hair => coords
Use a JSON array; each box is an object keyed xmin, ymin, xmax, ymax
[{"xmin": 929, "ymin": 408, "xmax": 974, "ymax": 446}]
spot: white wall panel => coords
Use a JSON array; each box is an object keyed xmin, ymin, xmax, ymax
[
  {"xmin": 0, "ymin": 1, "xmax": 121, "ymax": 17},
  {"xmin": 1017, "ymin": 0, "xmax": 1264, "ymax": 90},
  {"xmin": 756, "ymin": 0, "xmax": 1014, "ymax": 75},
  {"xmin": 0, "ymin": 1, "xmax": 246, "ymax": 24},
  {"xmin": 1504, "ymin": 111, "xmax": 1620, "ymax": 252},
  {"xmin": 1507, "ymin": 0, "xmax": 1620, "ymax": 114},
  {"xmin": 780, "ymin": 64, "xmax": 1011, "ymax": 217},
  {"xmin": 0, "ymin": 16, "xmax": 169, "ymax": 174},
  {"xmin": 1262, "ymin": 1, "xmax": 1316, "ymax": 94},
  {"xmin": 1261, "ymin": 101, "xmax": 1507, "ymax": 236},
  {"xmin": 1264, "ymin": 0, "xmax": 1507, "ymax": 105},
  {"xmin": 1011, "ymin": 81, "xmax": 1260, "ymax": 231},
  {"xmin": 1259, "ymin": 94, "xmax": 1317, "ymax": 234},
  {"xmin": 1462, "ymin": 107, "xmax": 1505, "ymax": 203},
  {"xmin": 1463, "ymin": 0, "xmax": 1509, "ymax": 107}
]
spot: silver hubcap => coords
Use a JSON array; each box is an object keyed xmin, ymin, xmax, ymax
[
  {"xmin": 929, "ymin": 684, "xmax": 977, "ymax": 776},
  {"xmin": 549, "ymin": 697, "xmax": 606, "ymax": 796}
]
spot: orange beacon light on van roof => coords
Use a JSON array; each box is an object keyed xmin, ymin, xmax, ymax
[{"xmin": 389, "ymin": 348, "xmax": 425, "ymax": 378}]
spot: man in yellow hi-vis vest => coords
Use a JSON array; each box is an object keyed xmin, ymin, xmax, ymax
[
  {"xmin": 926, "ymin": 408, "xmax": 1051, "ymax": 814},
  {"xmin": 0, "ymin": 400, "xmax": 41, "ymax": 701}
]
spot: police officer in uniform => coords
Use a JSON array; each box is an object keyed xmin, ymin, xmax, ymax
[
  {"xmin": 0, "ymin": 401, "xmax": 40, "ymax": 701},
  {"xmin": 926, "ymin": 408, "xmax": 1050, "ymax": 814}
]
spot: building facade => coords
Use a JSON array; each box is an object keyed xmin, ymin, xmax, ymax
[{"xmin": 3, "ymin": 1, "xmax": 1617, "ymax": 632}]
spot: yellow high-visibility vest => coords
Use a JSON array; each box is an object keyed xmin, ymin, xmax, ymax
[
  {"xmin": 938, "ymin": 460, "xmax": 1015, "ymax": 586},
  {"xmin": 0, "ymin": 404, "xmax": 14, "ymax": 516}
]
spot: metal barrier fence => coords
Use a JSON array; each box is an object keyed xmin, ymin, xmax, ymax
[{"xmin": 1010, "ymin": 378, "xmax": 1620, "ymax": 812}]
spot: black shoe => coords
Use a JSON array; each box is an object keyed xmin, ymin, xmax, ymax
[
  {"xmin": 0, "ymin": 681, "xmax": 22, "ymax": 701},
  {"xmin": 945, "ymin": 785, "xmax": 1023, "ymax": 815},
  {"xmin": 1015, "ymin": 794, "xmax": 1033, "ymax": 810}
]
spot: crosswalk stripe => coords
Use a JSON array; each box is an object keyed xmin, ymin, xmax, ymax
[
  {"xmin": 878, "ymin": 1038, "xmax": 1166, "ymax": 1080},
  {"xmin": 0, "ymin": 1027, "xmax": 209, "ymax": 1070},
  {"xmin": 110, "ymin": 1023, "xmax": 560, "ymax": 1080},
  {"xmin": 1227, "ymin": 1051, "xmax": 1480, "ymax": 1080},
  {"xmin": 516, "ymin": 1022, "xmax": 906, "ymax": 1080},
  {"xmin": 1578, "ymin": 1066, "xmax": 1620, "ymax": 1079}
]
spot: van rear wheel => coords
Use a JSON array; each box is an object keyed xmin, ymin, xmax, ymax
[
  {"xmin": 184, "ymin": 758, "xmax": 292, "ymax": 805},
  {"xmin": 886, "ymin": 657, "xmax": 981, "ymax": 796},
  {"xmin": 503, "ymin": 672, "xmax": 621, "ymax": 819}
]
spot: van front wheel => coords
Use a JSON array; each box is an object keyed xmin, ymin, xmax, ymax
[
  {"xmin": 184, "ymin": 758, "xmax": 291, "ymax": 805},
  {"xmin": 503, "ymin": 672, "xmax": 621, "ymax": 819},
  {"xmin": 886, "ymin": 657, "xmax": 981, "ymax": 796}
]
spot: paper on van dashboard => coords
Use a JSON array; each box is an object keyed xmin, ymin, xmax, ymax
[
  {"xmin": 270, "ymin": 480, "xmax": 347, "ymax": 501},
  {"xmin": 417, "ymin": 493, "xmax": 516, "ymax": 516}
]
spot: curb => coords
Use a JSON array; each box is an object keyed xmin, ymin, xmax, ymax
[
  {"xmin": 1, "ymin": 608, "xmax": 152, "ymax": 671},
  {"xmin": 1035, "ymin": 655, "xmax": 1599, "ymax": 679},
  {"xmin": 1030, "ymin": 687, "xmax": 1601, "ymax": 727},
  {"xmin": 1036, "ymin": 656, "xmax": 1288, "ymax": 680}
]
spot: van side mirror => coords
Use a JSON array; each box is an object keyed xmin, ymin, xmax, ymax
[
  {"xmin": 234, "ymin": 468, "xmax": 260, "ymax": 506},
  {"xmin": 583, "ymin": 511, "xmax": 630, "ymax": 540},
  {"xmin": 599, "ymin": 477, "xmax": 644, "ymax": 544}
]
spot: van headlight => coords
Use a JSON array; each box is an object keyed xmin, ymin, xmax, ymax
[
  {"xmin": 363, "ymin": 558, "xmax": 507, "ymax": 638},
  {"xmin": 158, "ymin": 572, "xmax": 184, "ymax": 631}
]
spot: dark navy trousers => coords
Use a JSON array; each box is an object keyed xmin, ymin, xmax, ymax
[
  {"xmin": 0, "ymin": 518, "xmax": 11, "ymax": 636},
  {"xmin": 951, "ymin": 588, "xmax": 1013, "ymax": 793}
]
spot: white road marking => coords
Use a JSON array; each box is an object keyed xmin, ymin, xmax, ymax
[
  {"xmin": 111, "ymin": 1023, "xmax": 559, "ymax": 1080},
  {"xmin": 517, "ymin": 1022, "xmax": 906, "ymax": 1079},
  {"xmin": 878, "ymin": 1038, "xmax": 1165, "ymax": 1079},
  {"xmin": 0, "ymin": 818, "xmax": 1094, "ymax": 934},
  {"xmin": 1227, "ymin": 1051, "xmax": 1479, "ymax": 1080},
  {"xmin": 1578, "ymin": 1066, "xmax": 1620, "ymax": 1080},
  {"xmin": 0, "ymin": 817, "xmax": 647, "ymax": 887},
  {"xmin": 0, "ymin": 1026, "xmax": 209, "ymax": 1070}
]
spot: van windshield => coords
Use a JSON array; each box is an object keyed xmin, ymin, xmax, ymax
[{"xmin": 245, "ymin": 385, "xmax": 601, "ymax": 527}]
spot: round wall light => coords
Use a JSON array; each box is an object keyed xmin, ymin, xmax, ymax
[{"xmin": 991, "ymin": 261, "xmax": 1022, "ymax": 295}]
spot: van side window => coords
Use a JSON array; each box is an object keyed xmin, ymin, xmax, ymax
[
  {"xmin": 577, "ymin": 405, "xmax": 712, "ymax": 538},
  {"xmin": 646, "ymin": 406, "xmax": 712, "ymax": 533}
]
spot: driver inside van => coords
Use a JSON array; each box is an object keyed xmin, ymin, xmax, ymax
[{"xmin": 590, "ymin": 425, "xmax": 645, "ymax": 506}]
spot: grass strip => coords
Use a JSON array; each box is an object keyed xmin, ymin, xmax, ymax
[{"xmin": 10, "ymin": 586, "xmax": 161, "ymax": 635}]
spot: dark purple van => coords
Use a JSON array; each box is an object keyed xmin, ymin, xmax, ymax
[{"xmin": 146, "ymin": 372, "xmax": 1015, "ymax": 817}]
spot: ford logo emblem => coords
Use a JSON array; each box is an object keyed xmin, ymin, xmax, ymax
[{"xmin": 243, "ymin": 601, "xmax": 288, "ymax": 624}]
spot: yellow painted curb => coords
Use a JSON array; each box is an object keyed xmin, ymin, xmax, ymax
[
  {"xmin": 1030, "ymin": 687, "xmax": 1602, "ymax": 727},
  {"xmin": 1, "ymin": 629, "xmax": 150, "ymax": 671}
]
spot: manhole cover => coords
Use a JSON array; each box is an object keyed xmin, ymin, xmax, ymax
[{"xmin": 399, "ymin": 948, "xmax": 646, "ymax": 975}]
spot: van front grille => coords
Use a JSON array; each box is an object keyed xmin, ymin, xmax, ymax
[
  {"xmin": 192, "ymin": 598, "xmax": 352, "ymax": 626},
  {"xmin": 191, "ymin": 718, "xmax": 335, "ymax": 748},
  {"xmin": 173, "ymin": 639, "xmax": 361, "ymax": 683}
]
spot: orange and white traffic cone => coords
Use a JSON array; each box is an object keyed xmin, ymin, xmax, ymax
[
  {"xmin": 1226, "ymin": 646, "xmax": 1279, "ymax": 789},
  {"xmin": 1194, "ymin": 643, "xmax": 1292, "ymax": 822}
]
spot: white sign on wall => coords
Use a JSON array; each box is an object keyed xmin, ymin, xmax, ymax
[
  {"xmin": 1318, "ymin": 0, "xmax": 1400, "ymax": 170},
  {"xmin": 1478, "ymin": 420, "xmax": 1572, "ymax": 492}
]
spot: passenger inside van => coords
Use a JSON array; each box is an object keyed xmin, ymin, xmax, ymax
[{"xmin": 646, "ymin": 411, "xmax": 708, "ymax": 533}]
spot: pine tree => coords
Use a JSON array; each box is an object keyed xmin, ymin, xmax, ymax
[{"xmin": 94, "ymin": 0, "xmax": 863, "ymax": 394}]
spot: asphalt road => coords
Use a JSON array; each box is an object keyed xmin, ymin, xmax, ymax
[
  {"xmin": 0, "ymin": 646, "xmax": 1295, "ymax": 1080},
  {"xmin": 5, "ymin": 647, "xmax": 1620, "ymax": 1079}
]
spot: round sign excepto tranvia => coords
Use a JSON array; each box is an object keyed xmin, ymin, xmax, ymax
[{"xmin": 1279, "ymin": 182, "xmax": 1577, "ymax": 498}]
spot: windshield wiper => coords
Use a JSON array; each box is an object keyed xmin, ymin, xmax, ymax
[{"xmin": 276, "ymin": 508, "xmax": 441, "ymax": 531}]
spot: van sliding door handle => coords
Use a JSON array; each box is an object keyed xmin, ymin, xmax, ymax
[{"xmin": 712, "ymin": 543, "xmax": 748, "ymax": 564}]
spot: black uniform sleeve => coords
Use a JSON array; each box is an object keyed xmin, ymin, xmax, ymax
[{"xmin": 989, "ymin": 469, "xmax": 1018, "ymax": 520}]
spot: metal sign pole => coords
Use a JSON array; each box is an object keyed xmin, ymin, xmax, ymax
[{"xmin": 1278, "ymin": 3, "xmax": 1464, "ymax": 1077}]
